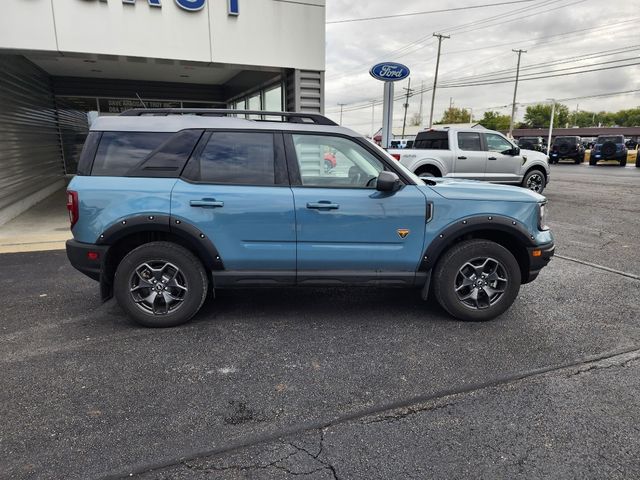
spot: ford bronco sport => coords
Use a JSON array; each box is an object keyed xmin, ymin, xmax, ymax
[{"xmin": 66, "ymin": 109, "xmax": 554, "ymax": 327}]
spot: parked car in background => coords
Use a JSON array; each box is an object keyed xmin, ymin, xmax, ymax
[
  {"xmin": 590, "ymin": 135, "xmax": 628, "ymax": 166},
  {"xmin": 625, "ymin": 138, "xmax": 638, "ymax": 150},
  {"xmin": 549, "ymin": 136, "xmax": 585, "ymax": 164},
  {"xmin": 65, "ymin": 109, "xmax": 554, "ymax": 327},
  {"xmin": 517, "ymin": 136, "xmax": 545, "ymax": 152},
  {"xmin": 388, "ymin": 127, "xmax": 550, "ymax": 193},
  {"xmin": 390, "ymin": 139, "xmax": 412, "ymax": 149}
]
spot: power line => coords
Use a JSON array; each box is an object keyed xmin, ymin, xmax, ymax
[
  {"xmin": 326, "ymin": 0, "xmax": 576, "ymax": 81},
  {"xmin": 326, "ymin": 0, "xmax": 537, "ymax": 25}
]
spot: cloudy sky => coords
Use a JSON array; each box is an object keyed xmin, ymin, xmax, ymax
[{"xmin": 322, "ymin": 0, "xmax": 640, "ymax": 134}]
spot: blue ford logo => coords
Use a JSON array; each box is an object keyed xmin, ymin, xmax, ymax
[{"xmin": 369, "ymin": 62, "xmax": 410, "ymax": 82}]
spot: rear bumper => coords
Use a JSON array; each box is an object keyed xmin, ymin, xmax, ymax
[
  {"xmin": 550, "ymin": 151, "xmax": 582, "ymax": 159},
  {"xmin": 524, "ymin": 242, "xmax": 555, "ymax": 283},
  {"xmin": 592, "ymin": 151, "xmax": 627, "ymax": 160},
  {"xmin": 66, "ymin": 239, "xmax": 109, "ymax": 281}
]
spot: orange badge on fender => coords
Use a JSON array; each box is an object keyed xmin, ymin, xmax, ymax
[{"xmin": 397, "ymin": 229, "xmax": 410, "ymax": 239}]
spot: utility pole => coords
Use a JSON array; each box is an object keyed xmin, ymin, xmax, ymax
[
  {"xmin": 418, "ymin": 81, "xmax": 424, "ymax": 127},
  {"xmin": 401, "ymin": 78, "xmax": 413, "ymax": 138},
  {"xmin": 509, "ymin": 48, "xmax": 527, "ymax": 138},
  {"xmin": 338, "ymin": 103, "xmax": 346, "ymax": 125},
  {"xmin": 428, "ymin": 33, "xmax": 449, "ymax": 128},
  {"xmin": 370, "ymin": 100, "xmax": 376, "ymax": 139},
  {"xmin": 546, "ymin": 99, "xmax": 555, "ymax": 156}
]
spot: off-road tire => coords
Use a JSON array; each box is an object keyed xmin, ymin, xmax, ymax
[
  {"xmin": 522, "ymin": 169, "xmax": 546, "ymax": 193},
  {"xmin": 589, "ymin": 156, "xmax": 598, "ymax": 166},
  {"xmin": 433, "ymin": 240, "xmax": 521, "ymax": 322},
  {"xmin": 620, "ymin": 157, "xmax": 627, "ymax": 167},
  {"xmin": 114, "ymin": 241, "xmax": 208, "ymax": 327}
]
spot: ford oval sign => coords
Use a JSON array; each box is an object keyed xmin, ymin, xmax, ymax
[{"xmin": 369, "ymin": 62, "xmax": 410, "ymax": 82}]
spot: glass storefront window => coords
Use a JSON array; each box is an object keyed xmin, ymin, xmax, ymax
[{"xmin": 264, "ymin": 85, "xmax": 282, "ymax": 112}]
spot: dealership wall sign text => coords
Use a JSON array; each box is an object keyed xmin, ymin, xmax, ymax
[{"xmin": 88, "ymin": 0, "xmax": 239, "ymax": 15}]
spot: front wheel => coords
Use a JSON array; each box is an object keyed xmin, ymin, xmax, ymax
[
  {"xmin": 522, "ymin": 169, "xmax": 546, "ymax": 193},
  {"xmin": 114, "ymin": 241, "xmax": 209, "ymax": 327},
  {"xmin": 433, "ymin": 240, "xmax": 521, "ymax": 321}
]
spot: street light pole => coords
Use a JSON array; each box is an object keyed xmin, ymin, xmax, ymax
[
  {"xmin": 509, "ymin": 49, "xmax": 526, "ymax": 138},
  {"xmin": 546, "ymin": 99, "xmax": 555, "ymax": 156},
  {"xmin": 428, "ymin": 33, "xmax": 449, "ymax": 128}
]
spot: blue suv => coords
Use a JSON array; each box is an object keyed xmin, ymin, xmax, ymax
[
  {"xmin": 589, "ymin": 135, "xmax": 628, "ymax": 166},
  {"xmin": 66, "ymin": 109, "xmax": 554, "ymax": 327}
]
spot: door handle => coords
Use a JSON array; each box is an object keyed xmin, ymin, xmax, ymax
[
  {"xmin": 457, "ymin": 156, "xmax": 467, "ymax": 160},
  {"xmin": 488, "ymin": 156, "xmax": 497, "ymax": 160},
  {"xmin": 307, "ymin": 201, "xmax": 339, "ymax": 210},
  {"xmin": 190, "ymin": 199, "xmax": 224, "ymax": 208}
]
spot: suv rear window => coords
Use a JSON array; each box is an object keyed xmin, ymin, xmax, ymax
[
  {"xmin": 91, "ymin": 132, "xmax": 170, "ymax": 176},
  {"xmin": 597, "ymin": 136, "xmax": 623, "ymax": 143},
  {"xmin": 184, "ymin": 131, "xmax": 275, "ymax": 185},
  {"xmin": 553, "ymin": 136, "xmax": 579, "ymax": 145},
  {"xmin": 413, "ymin": 131, "xmax": 449, "ymax": 150}
]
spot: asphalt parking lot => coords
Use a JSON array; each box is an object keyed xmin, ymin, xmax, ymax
[{"xmin": 1, "ymin": 164, "xmax": 639, "ymax": 480}]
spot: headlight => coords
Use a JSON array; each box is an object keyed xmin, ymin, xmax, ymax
[{"xmin": 538, "ymin": 202, "xmax": 549, "ymax": 231}]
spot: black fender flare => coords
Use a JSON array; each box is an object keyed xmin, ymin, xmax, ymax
[
  {"xmin": 419, "ymin": 214, "xmax": 537, "ymax": 271},
  {"xmin": 96, "ymin": 214, "xmax": 224, "ymax": 270}
]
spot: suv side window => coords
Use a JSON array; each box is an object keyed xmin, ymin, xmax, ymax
[
  {"xmin": 184, "ymin": 131, "xmax": 275, "ymax": 185},
  {"xmin": 485, "ymin": 133, "xmax": 514, "ymax": 153},
  {"xmin": 457, "ymin": 132, "xmax": 482, "ymax": 151},
  {"xmin": 91, "ymin": 132, "xmax": 170, "ymax": 176},
  {"xmin": 291, "ymin": 134, "xmax": 385, "ymax": 188}
]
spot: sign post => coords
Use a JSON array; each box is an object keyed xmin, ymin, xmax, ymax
[{"xmin": 369, "ymin": 62, "xmax": 410, "ymax": 148}]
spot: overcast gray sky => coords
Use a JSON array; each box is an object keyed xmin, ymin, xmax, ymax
[{"xmin": 323, "ymin": 0, "xmax": 640, "ymax": 134}]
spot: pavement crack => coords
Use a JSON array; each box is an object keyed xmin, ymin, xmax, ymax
[
  {"xmin": 361, "ymin": 401, "xmax": 455, "ymax": 425},
  {"xmin": 180, "ymin": 449, "xmax": 298, "ymax": 474},
  {"xmin": 288, "ymin": 429, "xmax": 341, "ymax": 479},
  {"xmin": 567, "ymin": 354, "xmax": 639, "ymax": 377}
]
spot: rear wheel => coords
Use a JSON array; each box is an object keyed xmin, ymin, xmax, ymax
[
  {"xmin": 433, "ymin": 240, "xmax": 521, "ymax": 321},
  {"xmin": 522, "ymin": 169, "xmax": 546, "ymax": 193},
  {"xmin": 589, "ymin": 156, "xmax": 598, "ymax": 166},
  {"xmin": 114, "ymin": 241, "xmax": 208, "ymax": 327},
  {"xmin": 620, "ymin": 157, "xmax": 627, "ymax": 167}
]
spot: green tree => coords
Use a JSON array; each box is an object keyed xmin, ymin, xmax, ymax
[
  {"xmin": 478, "ymin": 111, "xmax": 511, "ymax": 131},
  {"xmin": 437, "ymin": 107, "xmax": 471, "ymax": 124},
  {"xmin": 523, "ymin": 103, "xmax": 570, "ymax": 128}
]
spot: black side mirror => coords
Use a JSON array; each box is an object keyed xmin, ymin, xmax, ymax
[
  {"xmin": 376, "ymin": 171, "xmax": 400, "ymax": 192},
  {"xmin": 510, "ymin": 146, "xmax": 520, "ymax": 156}
]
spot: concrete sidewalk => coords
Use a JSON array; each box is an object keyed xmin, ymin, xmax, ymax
[{"xmin": 0, "ymin": 188, "xmax": 70, "ymax": 253}]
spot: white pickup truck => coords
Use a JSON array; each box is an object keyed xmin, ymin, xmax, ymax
[{"xmin": 388, "ymin": 127, "xmax": 550, "ymax": 193}]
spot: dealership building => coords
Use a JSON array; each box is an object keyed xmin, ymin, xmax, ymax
[{"xmin": 0, "ymin": 0, "xmax": 325, "ymax": 224}]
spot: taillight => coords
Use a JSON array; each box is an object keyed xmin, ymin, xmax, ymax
[
  {"xmin": 67, "ymin": 190, "xmax": 79, "ymax": 228},
  {"xmin": 391, "ymin": 154, "xmax": 401, "ymax": 161}
]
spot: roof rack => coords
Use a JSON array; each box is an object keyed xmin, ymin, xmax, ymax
[{"xmin": 119, "ymin": 109, "xmax": 338, "ymax": 126}]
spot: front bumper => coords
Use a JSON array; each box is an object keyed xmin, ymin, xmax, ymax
[
  {"xmin": 66, "ymin": 239, "xmax": 109, "ymax": 281},
  {"xmin": 524, "ymin": 241, "xmax": 555, "ymax": 283}
]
